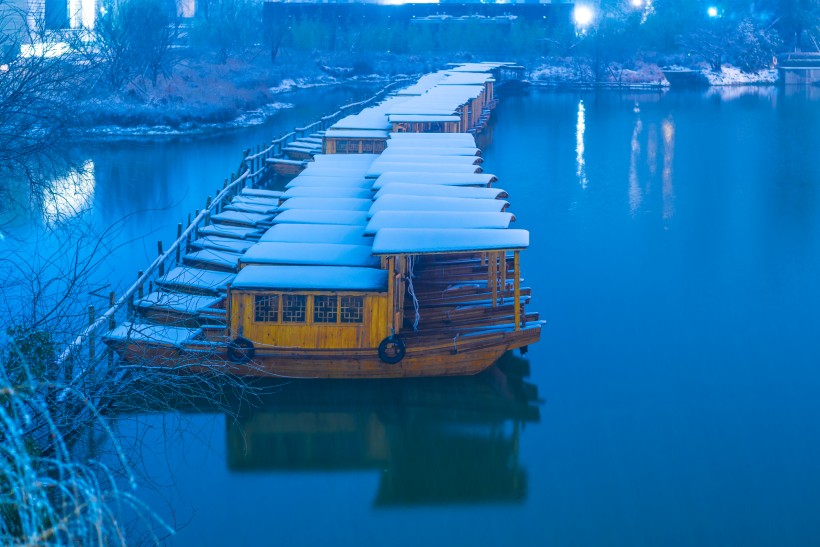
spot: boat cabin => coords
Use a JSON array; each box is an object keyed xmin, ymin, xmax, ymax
[{"xmin": 228, "ymin": 265, "xmax": 390, "ymax": 350}]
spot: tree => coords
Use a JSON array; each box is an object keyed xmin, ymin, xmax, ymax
[
  {"xmin": 0, "ymin": 2, "xmax": 82, "ymax": 211},
  {"xmin": 190, "ymin": 0, "xmax": 262, "ymax": 64},
  {"xmin": 81, "ymin": 0, "xmax": 177, "ymax": 91}
]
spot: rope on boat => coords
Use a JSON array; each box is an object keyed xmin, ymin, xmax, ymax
[{"xmin": 406, "ymin": 256, "xmax": 420, "ymax": 332}]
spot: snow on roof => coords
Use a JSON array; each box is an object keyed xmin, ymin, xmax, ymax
[
  {"xmin": 388, "ymin": 133, "xmax": 476, "ymax": 147},
  {"xmin": 440, "ymin": 71, "xmax": 494, "ymax": 85},
  {"xmin": 312, "ymin": 153, "xmax": 379, "ymax": 164},
  {"xmin": 396, "ymin": 73, "xmax": 447, "ymax": 95},
  {"xmin": 285, "ymin": 175, "xmax": 372, "ymax": 189},
  {"xmin": 191, "ymin": 236, "xmax": 256, "ymax": 254},
  {"xmin": 323, "ymin": 129, "xmax": 389, "ymax": 139},
  {"xmin": 183, "ymin": 248, "xmax": 241, "ymax": 270},
  {"xmin": 210, "ymin": 210, "xmax": 272, "ymax": 227},
  {"xmin": 388, "ymin": 114, "xmax": 461, "ymax": 123},
  {"xmin": 371, "ymin": 172, "xmax": 497, "ymax": 189},
  {"xmin": 136, "ymin": 291, "xmax": 223, "ymax": 315},
  {"xmin": 158, "ymin": 266, "xmax": 235, "ymax": 292},
  {"xmin": 330, "ymin": 114, "xmax": 391, "ymax": 131},
  {"xmin": 368, "ymin": 195, "xmax": 509, "ymax": 216},
  {"xmin": 371, "ymin": 154, "xmax": 480, "ymax": 167},
  {"xmin": 240, "ymin": 242, "xmax": 379, "ymax": 268},
  {"xmin": 240, "ymin": 188, "xmax": 283, "ymax": 199},
  {"xmin": 372, "ymin": 228, "xmax": 529, "ymax": 255},
  {"xmin": 278, "ymin": 197, "xmax": 373, "ymax": 212},
  {"xmin": 271, "ymin": 209, "xmax": 369, "ymax": 226},
  {"xmin": 301, "ymin": 166, "xmax": 376, "ymax": 178},
  {"xmin": 260, "ymin": 224, "xmax": 369, "ymax": 245},
  {"xmin": 365, "ymin": 162, "xmax": 482, "ymax": 178},
  {"xmin": 374, "ymin": 183, "xmax": 506, "ymax": 200},
  {"xmin": 225, "ymin": 202, "xmax": 279, "ymax": 215},
  {"xmin": 231, "ymin": 265, "xmax": 388, "ymax": 292},
  {"xmin": 281, "ymin": 187, "xmax": 373, "ymax": 200},
  {"xmin": 448, "ymin": 62, "xmax": 514, "ymax": 73},
  {"xmin": 105, "ymin": 322, "xmax": 202, "ymax": 347},
  {"xmin": 198, "ymin": 224, "xmax": 261, "ymax": 239},
  {"xmin": 381, "ymin": 146, "xmax": 480, "ymax": 156},
  {"xmin": 365, "ymin": 211, "xmax": 513, "ymax": 235}
]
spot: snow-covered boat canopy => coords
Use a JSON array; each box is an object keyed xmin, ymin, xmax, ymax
[
  {"xmin": 372, "ymin": 228, "xmax": 529, "ymax": 256},
  {"xmin": 387, "ymin": 114, "xmax": 461, "ymax": 123},
  {"xmin": 271, "ymin": 209, "xmax": 370, "ymax": 226},
  {"xmin": 387, "ymin": 132, "xmax": 477, "ymax": 147},
  {"xmin": 374, "ymin": 183, "xmax": 506, "ymax": 200},
  {"xmin": 367, "ymin": 195, "xmax": 509, "ymax": 216},
  {"xmin": 285, "ymin": 175, "xmax": 372, "ymax": 189},
  {"xmin": 260, "ymin": 224, "xmax": 369, "ymax": 245},
  {"xmin": 312, "ymin": 153, "xmax": 379, "ymax": 165},
  {"xmin": 365, "ymin": 162, "xmax": 482, "ymax": 178},
  {"xmin": 323, "ymin": 129, "xmax": 389, "ymax": 140},
  {"xmin": 364, "ymin": 211, "xmax": 513, "ymax": 236},
  {"xmin": 279, "ymin": 197, "xmax": 372, "ymax": 212},
  {"xmin": 394, "ymin": 73, "xmax": 448, "ymax": 96},
  {"xmin": 446, "ymin": 61, "xmax": 517, "ymax": 72},
  {"xmin": 281, "ymin": 186, "xmax": 373, "ymax": 200},
  {"xmin": 231, "ymin": 265, "xmax": 388, "ymax": 292},
  {"xmin": 371, "ymin": 154, "xmax": 481, "ymax": 167},
  {"xmin": 438, "ymin": 71, "xmax": 495, "ymax": 86},
  {"xmin": 371, "ymin": 172, "xmax": 497, "ymax": 189},
  {"xmin": 381, "ymin": 146, "xmax": 480, "ymax": 156},
  {"xmin": 240, "ymin": 242, "xmax": 380, "ymax": 268}
]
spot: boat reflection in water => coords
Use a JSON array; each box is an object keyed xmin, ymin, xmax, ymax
[{"xmin": 227, "ymin": 354, "xmax": 540, "ymax": 506}]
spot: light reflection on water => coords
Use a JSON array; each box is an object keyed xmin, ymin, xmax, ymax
[
  {"xmin": 661, "ymin": 116, "xmax": 675, "ymax": 220},
  {"xmin": 42, "ymin": 159, "xmax": 96, "ymax": 222},
  {"xmin": 575, "ymin": 99, "xmax": 587, "ymax": 189}
]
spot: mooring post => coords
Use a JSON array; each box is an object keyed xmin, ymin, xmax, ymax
[
  {"xmin": 88, "ymin": 305, "xmax": 95, "ymax": 362},
  {"xmin": 157, "ymin": 241, "xmax": 164, "ymax": 276}
]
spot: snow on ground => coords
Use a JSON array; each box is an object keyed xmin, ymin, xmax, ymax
[
  {"xmin": 704, "ymin": 66, "xmax": 778, "ymax": 85},
  {"xmin": 530, "ymin": 58, "xmax": 778, "ymax": 87},
  {"xmin": 84, "ymin": 102, "xmax": 295, "ymax": 138}
]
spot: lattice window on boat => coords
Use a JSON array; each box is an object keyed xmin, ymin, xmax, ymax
[
  {"xmin": 339, "ymin": 296, "xmax": 364, "ymax": 324},
  {"xmin": 313, "ymin": 295, "xmax": 338, "ymax": 324},
  {"xmin": 254, "ymin": 294, "xmax": 279, "ymax": 322},
  {"xmin": 282, "ymin": 294, "xmax": 307, "ymax": 323}
]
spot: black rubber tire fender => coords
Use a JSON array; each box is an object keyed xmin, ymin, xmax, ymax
[
  {"xmin": 378, "ymin": 336, "xmax": 406, "ymax": 364},
  {"xmin": 227, "ymin": 336, "xmax": 255, "ymax": 364}
]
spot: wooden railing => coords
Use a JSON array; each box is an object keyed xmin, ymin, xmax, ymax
[{"xmin": 56, "ymin": 76, "xmax": 415, "ymax": 379}]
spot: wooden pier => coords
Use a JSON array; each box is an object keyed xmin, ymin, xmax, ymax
[{"xmin": 60, "ymin": 63, "xmax": 541, "ymax": 381}]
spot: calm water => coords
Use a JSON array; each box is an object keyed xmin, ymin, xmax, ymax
[{"xmin": 68, "ymin": 86, "xmax": 820, "ymax": 544}]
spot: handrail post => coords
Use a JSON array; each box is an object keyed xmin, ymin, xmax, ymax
[
  {"xmin": 108, "ymin": 292, "xmax": 115, "ymax": 368},
  {"xmin": 88, "ymin": 305, "xmax": 95, "ymax": 362},
  {"xmin": 157, "ymin": 241, "xmax": 164, "ymax": 276},
  {"xmin": 176, "ymin": 223, "xmax": 182, "ymax": 263}
]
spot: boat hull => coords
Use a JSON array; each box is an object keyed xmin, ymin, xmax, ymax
[{"xmin": 107, "ymin": 325, "xmax": 541, "ymax": 379}]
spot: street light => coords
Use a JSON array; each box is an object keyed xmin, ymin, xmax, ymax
[
  {"xmin": 707, "ymin": 6, "xmax": 719, "ymax": 17},
  {"xmin": 573, "ymin": 5, "xmax": 594, "ymax": 28},
  {"xmin": 630, "ymin": 0, "xmax": 643, "ymax": 7}
]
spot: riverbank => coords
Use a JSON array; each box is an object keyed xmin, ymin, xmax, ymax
[
  {"xmin": 528, "ymin": 56, "xmax": 779, "ymax": 88},
  {"xmin": 73, "ymin": 50, "xmax": 472, "ymax": 138},
  {"xmin": 72, "ymin": 50, "xmax": 785, "ymax": 138}
]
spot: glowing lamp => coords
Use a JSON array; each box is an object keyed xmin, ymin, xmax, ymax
[
  {"xmin": 707, "ymin": 6, "xmax": 719, "ymax": 17},
  {"xmin": 574, "ymin": 5, "xmax": 594, "ymax": 27}
]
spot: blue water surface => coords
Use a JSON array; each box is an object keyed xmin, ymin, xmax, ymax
[{"xmin": 107, "ymin": 86, "xmax": 820, "ymax": 546}]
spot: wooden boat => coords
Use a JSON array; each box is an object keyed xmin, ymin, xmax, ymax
[{"xmin": 104, "ymin": 65, "xmax": 542, "ymax": 379}]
